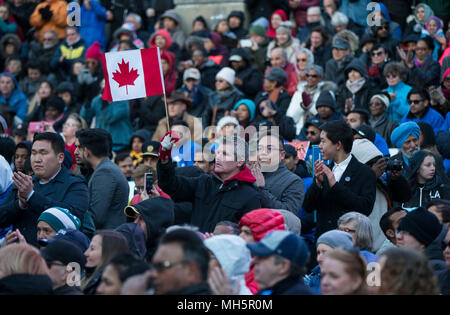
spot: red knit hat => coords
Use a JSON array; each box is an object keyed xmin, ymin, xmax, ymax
[
  {"xmin": 85, "ymin": 42, "xmax": 102, "ymax": 62},
  {"xmin": 239, "ymin": 208, "xmax": 286, "ymax": 242}
]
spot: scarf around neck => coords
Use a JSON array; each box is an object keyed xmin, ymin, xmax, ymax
[{"xmin": 346, "ymin": 77, "xmax": 366, "ymax": 94}]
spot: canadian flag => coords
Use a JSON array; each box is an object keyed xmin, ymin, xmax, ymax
[{"xmin": 101, "ymin": 47, "xmax": 165, "ymax": 102}]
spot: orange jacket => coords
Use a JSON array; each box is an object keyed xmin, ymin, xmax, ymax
[{"xmin": 30, "ymin": 0, "xmax": 67, "ymax": 43}]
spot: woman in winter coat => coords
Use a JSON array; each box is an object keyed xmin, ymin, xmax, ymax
[
  {"xmin": 404, "ymin": 3, "xmax": 434, "ymax": 37},
  {"xmin": 266, "ymin": 9, "xmax": 293, "ymax": 39},
  {"xmin": 383, "ymin": 62, "xmax": 412, "ymax": 124},
  {"xmin": 403, "ymin": 150, "xmax": 450, "ymax": 209},
  {"xmin": 421, "ymin": 16, "xmax": 447, "ymax": 62},
  {"xmin": 80, "ymin": 81, "xmax": 134, "ymax": 152},
  {"xmin": 266, "ymin": 21, "xmax": 301, "ymax": 66},
  {"xmin": 238, "ymin": 208, "xmax": 287, "ymax": 294},
  {"xmin": 203, "ymin": 67, "xmax": 243, "ymax": 127},
  {"xmin": 304, "ymin": 26, "xmax": 332, "ymax": 71},
  {"xmin": 337, "ymin": 59, "xmax": 374, "ymax": 113},
  {"xmin": 160, "ymin": 51, "xmax": 178, "ymax": 96}
]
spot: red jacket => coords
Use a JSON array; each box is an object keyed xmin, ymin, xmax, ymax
[{"xmin": 239, "ymin": 208, "xmax": 286, "ymax": 293}]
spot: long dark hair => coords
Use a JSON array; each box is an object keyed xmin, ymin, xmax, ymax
[{"xmin": 80, "ymin": 230, "xmax": 129, "ymax": 290}]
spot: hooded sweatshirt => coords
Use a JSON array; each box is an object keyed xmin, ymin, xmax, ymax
[
  {"xmin": 0, "ymin": 72, "xmax": 28, "ymax": 121},
  {"xmin": 238, "ymin": 208, "xmax": 286, "ymax": 294},
  {"xmin": 126, "ymin": 197, "xmax": 175, "ymax": 261},
  {"xmin": 204, "ymin": 235, "xmax": 253, "ymax": 295}
]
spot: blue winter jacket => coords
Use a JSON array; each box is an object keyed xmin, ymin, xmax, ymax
[
  {"xmin": 338, "ymin": 0, "xmax": 372, "ymax": 27},
  {"xmin": 400, "ymin": 106, "xmax": 445, "ymax": 135},
  {"xmin": 79, "ymin": 0, "xmax": 107, "ymax": 50},
  {"xmin": 81, "ymin": 95, "xmax": 133, "ymax": 151},
  {"xmin": 442, "ymin": 112, "xmax": 450, "ymax": 132},
  {"xmin": 384, "ymin": 81, "xmax": 412, "ymax": 124},
  {"xmin": 374, "ymin": 133, "xmax": 390, "ymax": 157},
  {"xmin": 0, "ymin": 72, "xmax": 28, "ymax": 121}
]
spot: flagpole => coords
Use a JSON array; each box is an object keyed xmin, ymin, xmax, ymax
[{"xmin": 163, "ymin": 93, "xmax": 170, "ymax": 132}]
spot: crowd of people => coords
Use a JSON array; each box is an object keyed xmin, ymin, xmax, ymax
[{"xmin": 0, "ymin": 0, "xmax": 450, "ymax": 296}]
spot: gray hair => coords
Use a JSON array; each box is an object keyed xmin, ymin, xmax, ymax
[
  {"xmin": 296, "ymin": 48, "xmax": 314, "ymax": 68},
  {"xmin": 338, "ymin": 212, "xmax": 374, "ymax": 252},
  {"xmin": 306, "ymin": 64, "xmax": 324, "ymax": 78},
  {"xmin": 43, "ymin": 29, "xmax": 58, "ymax": 40},
  {"xmin": 271, "ymin": 47, "xmax": 288, "ymax": 60},
  {"xmin": 126, "ymin": 13, "xmax": 142, "ymax": 26},
  {"xmin": 331, "ymin": 12, "xmax": 349, "ymax": 27},
  {"xmin": 307, "ymin": 6, "xmax": 321, "ymax": 15},
  {"xmin": 220, "ymin": 135, "xmax": 249, "ymax": 165}
]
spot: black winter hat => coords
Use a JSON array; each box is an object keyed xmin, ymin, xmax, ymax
[
  {"xmin": 43, "ymin": 96, "xmax": 65, "ymax": 114},
  {"xmin": 353, "ymin": 124, "xmax": 376, "ymax": 143},
  {"xmin": 315, "ymin": 91, "xmax": 336, "ymax": 111},
  {"xmin": 55, "ymin": 81, "xmax": 74, "ymax": 96},
  {"xmin": 41, "ymin": 239, "xmax": 86, "ymax": 267},
  {"xmin": 397, "ymin": 207, "xmax": 442, "ymax": 247},
  {"xmin": 436, "ymin": 131, "xmax": 450, "ymax": 159},
  {"xmin": 229, "ymin": 47, "xmax": 252, "ymax": 62},
  {"xmin": 344, "ymin": 59, "xmax": 368, "ymax": 80},
  {"xmin": 227, "ymin": 11, "xmax": 245, "ymax": 23}
]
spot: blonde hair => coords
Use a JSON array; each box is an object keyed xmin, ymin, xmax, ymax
[{"xmin": 0, "ymin": 243, "xmax": 49, "ymax": 279}]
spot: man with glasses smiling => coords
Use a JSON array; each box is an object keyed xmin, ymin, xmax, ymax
[{"xmin": 400, "ymin": 87, "xmax": 445, "ymax": 134}]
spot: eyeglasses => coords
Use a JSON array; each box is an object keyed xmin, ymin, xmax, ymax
[
  {"xmin": 408, "ymin": 99, "xmax": 423, "ymax": 105},
  {"xmin": 63, "ymin": 122, "xmax": 79, "ymax": 128},
  {"xmin": 306, "ymin": 74, "xmax": 319, "ymax": 78},
  {"xmin": 444, "ymin": 77, "xmax": 450, "ymax": 82},
  {"xmin": 306, "ymin": 130, "xmax": 317, "ymax": 135},
  {"xmin": 386, "ymin": 74, "xmax": 398, "ymax": 78},
  {"xmin": 371, "ymin": 51, "xmax": 384, "ymax": 57},
  {"xmin": 152, "ymin": 260, "xmax": 188, "ymax": 273},
  {"xmin": 339, "ymin": 227, "xmax": 356, "ymax": 234},
  {"xmin": 297, "ymin": 58, "xmax": 307, "ymax": 62},
  {"xmin": 442, "ymin": 240, "xmax": 449, "ymax": 251}
]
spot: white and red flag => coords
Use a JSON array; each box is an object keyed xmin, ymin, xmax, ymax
[{"xmin": 101, "ymin": 47, "xmax": 165, "ymax": 102}]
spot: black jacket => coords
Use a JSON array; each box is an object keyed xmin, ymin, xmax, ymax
[
  {"xmin": 166, "ymin": 282, "xmax": 212, "ymax": 295},
  {"xmin": 235, "ymin": 66, "xmax": 264, "ymax": 99},
  {"xmin": 303, "ymin": 155, "xmax": 377, "ymax": 238},
  {"xmin": 130, "ymin": 197, "xmax": 175, "ymax": 261},
  {"xmin": 198, "ymin": 58, "xmax": 220, "ymax": 91},
  {"xmin": 53, "ymin": 285, "xmax": 84, "ymax": 295},
  {"xmin": 336, "ymin": 80, "xmax": 374, "ymax": 113},
  {"xmin": 157, "ymin": 160, "xmax": 262, "ymax": 233},
  {"xmin": 325, "ymin": 54, "xmax": 355, "ymax": 89},
  {"xmin": 406, "ymin": 57, "xmax": 441, "ymax": 89},
  {"xmin": 245, "ymin": 0, "xmax": 288, "ymax": 22},
  {"xmin": 257, "ymin": 276, "xmax": 313, "ymax": 295},
  {"xmin": 255, "ymin": 89, "xmax": 292, "ymax": 116},
  {"xmin": 0, "ymin": 274, "xmax": 53, "ymax": 295},
  {"xmin": 0, "ymin": 167, "xmax": 89, "ymax": 246},
  {"xmin": 138, "ymin": 95, "xmax": 167, "ymax": 136}
]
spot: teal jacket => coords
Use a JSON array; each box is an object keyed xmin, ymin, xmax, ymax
[
  {"xmin": 384, "ymin": 81, "xmax": 412, "ymax": 124},
  {"xmin": 81, "ymin": 95, "xmax": 133, "ymax": 151}
]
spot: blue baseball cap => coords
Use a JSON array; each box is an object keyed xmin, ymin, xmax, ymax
[
  {"xmin": 247, "ymin": 230, "xmax": 310, "ymax": 267},
  {"xmin": 38, "ymin": 229, "xmax": 90, "ymax": 253}
]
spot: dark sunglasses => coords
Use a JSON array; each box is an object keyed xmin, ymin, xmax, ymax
[
  {"xmin": 306, "ymin": 130, "xmax": 317, "ymax": 135},
  {"xmin": 408, "ymin": 99, "xmax": 423, "ymax": 105},
  {"xmin": 371, "ymin": 51, "xmax": 384, "ymax": 57},
  {"xmin": 306, "ymin": 74, "xmax": 319, "ymax": 78},
  {"xmin": 297, "ymin": 58, "xmax": 307, "ymax": 62}
]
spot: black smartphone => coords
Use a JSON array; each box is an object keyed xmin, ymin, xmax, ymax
[{"xmin": 144, "ymin": 172, "xmax": 153, "ymax": 195}]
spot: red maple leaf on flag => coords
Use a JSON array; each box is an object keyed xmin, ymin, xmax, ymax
[{"xmin": 112, "ymin": 59, "xmax": 139, "ymax": 95}]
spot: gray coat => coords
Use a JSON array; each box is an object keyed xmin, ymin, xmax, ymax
[
  {"xmin": 369, "ymin": 113, "xmax": 399, "ymax": 148},
  {"xmin": 88, "ymin": 158, "xmax": 129, "ymax": 230},
  {"xmin": 259, "ymin": 162, "xmax": 305, "ymax": 215}
]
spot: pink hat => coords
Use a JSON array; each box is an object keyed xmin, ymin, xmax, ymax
[{"xmin": 85, "ymin": 42, "xmax": 102, "ymax": 62}]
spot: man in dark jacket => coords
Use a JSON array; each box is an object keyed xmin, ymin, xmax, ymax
[
  {"xmin": 0, "ymin": 132, "xmax": 89, "ymax": 246},
  {"xmin": 157, "ymin": 134, "xmax": 261, "ymax": 233},
  {"xmin": 41, "ymin": 239, "xmax": 86, "ymax": 295},
  {"xmin": 254, "ymin": 132, "xmax": 305, "ymax": 214},
  {"xmin": 150, "ymin": 229, "xmax": 212, "ymax": 295},
  {"xmin": 124, "ymin": 197, "xmax": 175, "ymax": 261},
  {"xmin": 325, "ymin": 38, "xmax": 354, "ymax": 89},
  {"xmin": 303, "ymin": 120, "xmax": 377, "ymax": 238},
  {"xmin": 192, "ymin": 48, "xmax": 220, "ymax": 91},
  {"xmin": 229, "ymin": 48, "xmax": 263, "ymax": 99},
  {"xmin": 75, "ymin": 128, "xmax": 129, "ymax": 230},
  {"xmin": 297, "ymin": 90, "xmax": 344, "ymax": 140},
  {"xmin": 176, "ymin": 68, "xmax": 212, "ymax": 118},
  {"xmin": 227, "ymin": 11, "xmax": 248, "ymax": 40},
  {"xmin": 247, "ymin": 230, "xmax": 312, "ymax": 295}
]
